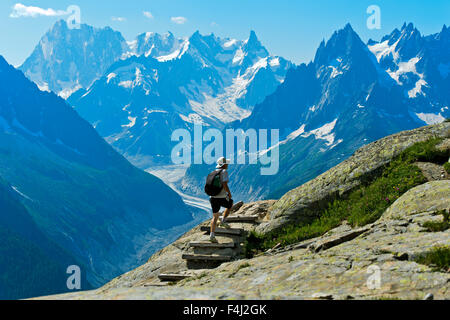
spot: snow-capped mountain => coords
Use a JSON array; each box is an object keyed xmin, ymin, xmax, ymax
[
  {"xmin": 368, "ymin": 23, "xmax": 450, "ymax": 123},
  {"xmin": 20, "ymin": 20, "xmax": 128, "ymax": 98},
  {"xmin": 127, "ymin": 31, "xmax": 185, "ymax": 60},
  {"xmin": 68, "ymin": 29, "xmax": 291, "ymax": 167},
  {"xmin": 183, "ymin": 23, "xmax": 448, "ymax": 201}
]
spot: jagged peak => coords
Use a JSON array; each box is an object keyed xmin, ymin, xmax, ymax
[
  {"xmin": 189, "ymin": 30, "xmax": 202, "ymax": 40},
  {"xmin": 367, "ymin": 38, "xmax": 378, "ymax": 46},
  {"xmin": 313, "ymin": 23, "xmax": 365, "ymax": 65},
  {"xmin": 343, "ymin": 23, "xmax": 354, "ymax": 32},
  {"xmin": 401, "ymin": 22, "xmax": 414, "ymax": 31},
  {"xmin": 165, "ymin": 31, "xmax": 175, "ymax": 38},
  {"xmin": 380, "ymin": 28, "xmax": 401, "ymax": 43},
  {"xmin": 243, "ymin": 30, "xmax": 268, "ymax": 56},
  {"xmin": 400, "ymin": 22, "xmax": 420, "ymax": 36},
  {"xmin": 247, "ymin": 30, "xmax": 259, "ymax": 44}
]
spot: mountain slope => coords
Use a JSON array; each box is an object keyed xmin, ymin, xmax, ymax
[
  {"xmin": 0, "ymin": 178, "xmax": 92, "ymax": 300},
  {"xmin": 0, "ymin": 55, "xmax": 193, "ymax": 294}
]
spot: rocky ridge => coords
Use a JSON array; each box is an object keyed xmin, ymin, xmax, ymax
[{"xmin": 35, "ymin": 123, "xmax": 450, "ymax": 299}]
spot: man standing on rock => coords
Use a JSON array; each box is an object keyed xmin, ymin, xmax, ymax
[{"xmin": 208, "ymin": 157, "xmax": 233, "ymax": 243}]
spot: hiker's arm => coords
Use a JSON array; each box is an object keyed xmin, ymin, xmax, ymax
[{"xmin": 223, "ymin": 182, "xmax": 232, "ymax": 198}]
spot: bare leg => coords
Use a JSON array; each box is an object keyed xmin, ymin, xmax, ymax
[
  {"xmin": 222, "ymin": 207, "xmax": 231, "ymax": 221},
  {"xmin": 211, "ymin": 212, "xmax": 220, "ymax": 234}
]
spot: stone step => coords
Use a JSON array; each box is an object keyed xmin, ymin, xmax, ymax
[
  {"xmin": 200, "ymin": 226, "xmax": 244, "ymax": 236},
  {"xmin": 225, "ymin": 215, "xmax": 259, "ymax": 223},
  {"xmin": 182, "ymin": 254, "xmax": 232, "ymax": 262},
  {"xmin": 189, "ymin": 241, "xmax": 236, "ymax": 248},
  {"xmin": 157, "ymin": 274, "xmax": 191, "ymax": 282}
]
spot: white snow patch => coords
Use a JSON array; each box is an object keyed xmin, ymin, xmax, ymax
[
  {"xmin": 309, "ymin": 105, "xmax": 318, "ymax": 112},
  {"xmin": 156, "ymin": 40, "xmax": 189, "ymax": 62},
  {"xmin": 118, "ymin": 80, "xmax": 133, "ymax": 88},
  {"xmin": 107, "ymin": 73, "xmax": 117, "ymax": 84},
  {"xmin": 415, "ymin": 113, "xmax": 446, "ymax": 125},
  {"xmin": 37, "ymin": 82, "xmax": 50, "ymax": 92},
  {"xmin": 329, "ymin": 66, "xmax": 343, "ymax": 78},
  {"xmin": 302, "ymin": 119, "xmax": 338, "ymax": 146},
  {"xmin": 122, "ymin": 116, "xmax": 137, "ymax": 128},
  {"xmin": 179, "ymin": 113, "xmax": 204, "ymax": 124},
  {"xmin": 384, "ymin": 57, "xmax": 428, "ymax": 98},
  {"xmin": 59, "ymin": 84, "xmax": 82, "ymax": 99},
  {"xmin": 232, "ymin": 48, "xmax": 245, "ymax": 65},
  {"xmin": 223, "ymin": 39, "xmax": 238, "ymax": 48},
  {"xmin": 369, "ymin": 39, "xmax": 400, "ymax": 62},
  {"xmin": 287, "ymin": 124, "xmax": 306, "ymax": 140},
  {"xmin": 408, "ymin": 79, "xmax": 427, "ymax": 98},
  {"xmin": 269, "ymin": 57, "xmax": 280, "ymax": 67},
  {"xmin": 11, "ymin": 186, "xmax": 33, "ymax": 201}
]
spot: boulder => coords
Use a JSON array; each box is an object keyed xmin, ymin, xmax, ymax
[{"xmin": 381, "ymin": 181, "xmax": 450, "ymax": 221}]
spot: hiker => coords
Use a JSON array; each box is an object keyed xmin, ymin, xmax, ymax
[{"xmin": 204, "ymin": 157, "xmax": 233, "ymax": 243}]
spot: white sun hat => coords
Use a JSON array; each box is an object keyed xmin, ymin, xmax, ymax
[{"xmin": 216, "ymin": 157, "xmax": 231, "ymax": 169}]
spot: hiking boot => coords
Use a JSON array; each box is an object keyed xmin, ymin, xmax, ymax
[
  {"xmin": 209, "ymin": 235, "xmax": 218, "ymax": 243},
  {"xmin": 219, "ymin": 221, "xmax": 231, "ymax": 229}
]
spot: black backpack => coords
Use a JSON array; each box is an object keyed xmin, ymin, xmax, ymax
[{"xmin": 204, "ymin": 169, "xmax": 223, "ymax": 196}]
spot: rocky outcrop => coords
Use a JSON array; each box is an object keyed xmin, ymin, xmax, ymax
[
  {"xmin": 258, "ymin": 123, "xmax": 450, "ymax": 235},
  {"xmin": 381, "ymin": 181, "xmax": 450, "ymax": 221}
]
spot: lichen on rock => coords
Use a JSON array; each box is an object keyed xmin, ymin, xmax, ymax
[{"xmin": 381, "ymin": 181, "xmax": 450, "ymax": 221}]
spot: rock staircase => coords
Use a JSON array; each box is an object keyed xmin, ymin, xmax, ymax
[{"xmin": 157, "ymin": 202, "xmax": 262, "ymax": 283}]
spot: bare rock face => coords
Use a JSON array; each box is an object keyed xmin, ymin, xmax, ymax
[
  {"xmin": 258, "ymin": 122, "xmax": 450, "ymax": 235},
  {"xmin": 415, "ymin": 162, "xmax": 449, "ymax": 181}
]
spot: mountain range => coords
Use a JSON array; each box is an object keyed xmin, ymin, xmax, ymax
[
  {"xmin": 20, "ymin": 21, "xmax": 292, "ymax": 167},
  {"xmin": 0, "ymin": 54, "xmax": 193, "ymax": 298},
  {"xmin": 18, "ymin": 21, "xmax": 449, "ymax": 202}
]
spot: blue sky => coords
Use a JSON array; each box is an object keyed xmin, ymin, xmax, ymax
[{"xmin": 1, "ymin": 0, "xmax": 449, "ymax": 66}]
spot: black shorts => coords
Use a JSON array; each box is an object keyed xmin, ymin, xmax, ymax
[{"xmin": 210, "ymin": 197, "xmax": 233, "ymax": 214}]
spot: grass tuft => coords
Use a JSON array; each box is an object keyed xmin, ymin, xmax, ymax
[
  {"xmin": 414, "ymin": 246, "xmax": 450, "ymax": 272},
  {"xmin": 423, "ymin": 210, "xmax": 449, "ymax": 232},
  {"xmin": 444, "ymin": 162, "xmax": 450, "ymax": 174}
]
